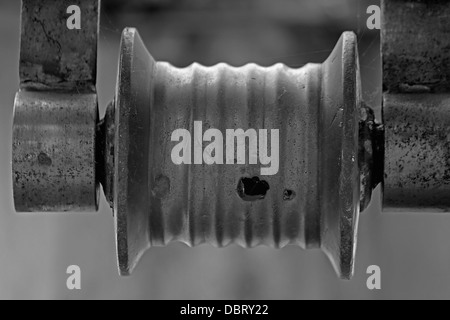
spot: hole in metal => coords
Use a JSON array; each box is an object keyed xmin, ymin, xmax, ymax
[
  {"xmin": 283, "ymin": 189, "xmax": 296, "ymax": 201},
  {"xmin": 237, "ymin": 177, "xmax": 270, "ymax": 201}
]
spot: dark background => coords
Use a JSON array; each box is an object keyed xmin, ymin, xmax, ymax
[{"xmin": 1, "ymin": 0, "xmax": 449, "ymax": 300}]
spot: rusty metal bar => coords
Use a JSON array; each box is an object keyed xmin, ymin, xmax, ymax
[
  {"xmin": 382, "ymin": 0, "xmax": 450, "ymax": 212},
  {"xmin": 19, "ymin": 0, "xmax": 98, "ymax": 92},
  {"xmin": 13, "ymin": 92, "xmax": 98, "ymax": 212},
  {"xmin": 13, "ymin": 0, "xmax": 100, "ymax": 212},
  {"xmin": 383, "ymin": 93, "xmax": 450, "ymax": 211},
  {"xmin": 382, "ymin": 0, "xmax": 450, "ymax": 94}
]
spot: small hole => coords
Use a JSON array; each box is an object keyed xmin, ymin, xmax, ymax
[
  {"xmin": 283, "ymin": 189, "xmax": 296, "ymax": 201},
  {"xmin": 237, "ymin": 177, "xmax": 270, "ymax": 201}
]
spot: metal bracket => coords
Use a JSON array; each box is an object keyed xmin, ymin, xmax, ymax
[
  {"xmin": 13, "ymin": 0, "xmax": 100, "ymax": 212},
  {"xmin": 382, "ymin": 0, "xmax": 450, "ymax": 211}
]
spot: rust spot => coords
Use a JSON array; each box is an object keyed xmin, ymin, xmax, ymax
[
  {"xmin": 37, "ymin": 152, "xmax": 52, "ymax": 166},
  {"xmin": 283, "ymin": 189, "xmax": 296, "ymax": 201}
]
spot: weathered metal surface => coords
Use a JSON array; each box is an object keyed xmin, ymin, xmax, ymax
[
  {"xmin": 383, "ymin": 94, "xmax": 450, "ymax": 211},
  {"xmin": 13, "ymin": 0, "xmax": 100, "ymax": 212},
  {"xmin": 382, "ymin": 0, "xmax": 450, "ymax": 212},
  {"xmin": 13, "ymin": 91, "xmax": 98, "ymax": 212},
  {"xmin": 111, "ymin": 29, "xmax": 361, "ymax": 279},
  {"xmin": 382, "ymin": 0, "xmax": 450, "ymax": 94},
  {"xmin": 20, "ymin": 0, "xmax": 99, "ymax": 92}
]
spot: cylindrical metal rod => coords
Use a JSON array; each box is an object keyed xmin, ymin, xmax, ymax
[
  {"xmin": 383, "ymin": 94, "xmax": 450, "ymax": 211},
  {"xmin": 105, "ymin": 28, "xmax": 362, "ymax": 279},
  {"xmin": 13, "ymin": 92, "xmax": 98, "ymax": 212}
]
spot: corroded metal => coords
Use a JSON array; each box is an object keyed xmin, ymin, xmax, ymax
[
  {"xmin": 382, "ymin": 0, "xmax": 450, "ymax": 94},
  {"xmin": 383, "ymin": 94, "xmax": 450, "ymax": 211},
  {"xmin": 20, "ymin": 0, "xmax": 99, "ymax": 92},
  {"xmin": 109, "ymin": 29, "xmax": 361, "ymax": 279},
  {"xmin": 12, "ymin": 0, "xmax": 100, "ymax": 212},
  {"xmin": 382, "ymin": 0, "xmax": 450, "ymax": 212},
  {"xmin": 13, "ymin": 92, "xmax": 98, "ymax": 212}
]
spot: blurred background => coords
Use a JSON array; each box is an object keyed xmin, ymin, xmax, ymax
[{"xmin": 1, "ymin": 0, "xmax": 450, "ymax": 300}]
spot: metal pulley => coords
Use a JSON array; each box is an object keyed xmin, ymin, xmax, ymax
[
  {"xmin": 11, "ymin": 0, "xmax": 450, "ymax": 280},
  {"xmin": 107, "ymin": 29, "xmax": 366, "ymax": 278}
]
